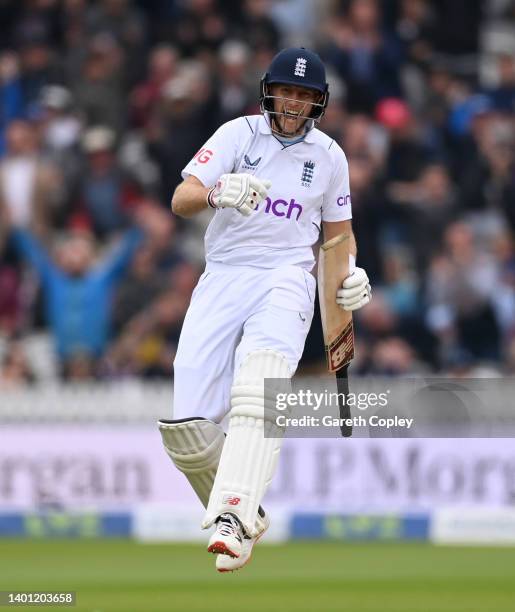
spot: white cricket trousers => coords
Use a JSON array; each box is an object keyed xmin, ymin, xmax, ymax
[{"xmin": 172, "ymin": 263, "xmax": 316, "ymax": 423}]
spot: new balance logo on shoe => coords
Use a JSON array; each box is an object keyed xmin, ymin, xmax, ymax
[{"xmin": 222, "ymin": 495, "xmax": 241, "ymax": 506}]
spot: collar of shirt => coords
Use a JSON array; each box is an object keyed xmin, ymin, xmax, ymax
[{"xmin": 258, "ymin": 114, "xmax": 317, "ymax": 144}]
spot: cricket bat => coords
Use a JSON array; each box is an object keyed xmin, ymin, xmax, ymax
[{"xmin": 317, "ymin": 233, "xmax": 354, "ymax": 437}]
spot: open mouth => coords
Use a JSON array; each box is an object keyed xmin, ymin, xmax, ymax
[{"xmin": 277, "ymin": 109, "xmax": 303, "ymax": 135}]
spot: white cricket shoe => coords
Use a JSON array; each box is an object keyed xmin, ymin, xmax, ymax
[
  {"xmin": 216, "ymin": 513, "xmax": 270, "ymax": 573},
  {"xmin": 207, "ymin": 513, "xmax": 243, "ymax": 558}
]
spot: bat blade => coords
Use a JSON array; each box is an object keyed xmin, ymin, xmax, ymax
[{"xmin": 318, "ymin": 233, "xmax": 355, "ymax": 437}]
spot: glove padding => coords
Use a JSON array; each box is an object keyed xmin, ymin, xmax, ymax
[
  {"xmin": 336, "ymin": 267, "xmax": 372, "ymax": 312},
  {"xmin": 208, "ymin": 173, "xmax": 272, "ymax": 217}
]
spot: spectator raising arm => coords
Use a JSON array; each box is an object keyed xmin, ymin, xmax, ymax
[
  {"xmin": 96, "ymin": 227, "xmax": 144, "ymax": 283},
  {"xmin": 10, "ymin": 227, "xmax": 58, "ymax": 285}
]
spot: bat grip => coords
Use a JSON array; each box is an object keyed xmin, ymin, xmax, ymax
[{"xmin": 336, "ymin": 364, "xmax": 352, "ymax": 437}]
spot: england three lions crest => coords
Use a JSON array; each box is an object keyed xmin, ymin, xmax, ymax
[{"xmin": 301, "ymin": 160, "xmax": 315, "ymax": 187}]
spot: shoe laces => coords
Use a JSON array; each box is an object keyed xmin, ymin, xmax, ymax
[{"xmin": 217, "ymin": 513, "xmax": 243, "ymax": 541}]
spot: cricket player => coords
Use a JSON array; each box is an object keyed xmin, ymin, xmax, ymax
[{"xmin": 158, "ymin": 48, "xmax": 371, "ymax": 572}]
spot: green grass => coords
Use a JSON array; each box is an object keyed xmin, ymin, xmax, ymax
[{"xmin": 1, "ymin": 540, "xmax": 515, "ymax": 612}]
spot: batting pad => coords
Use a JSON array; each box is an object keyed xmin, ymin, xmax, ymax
[
  {"xmin": 202, "ymin": 349, "xmax": 292, "ymax": 537},
  {"xmin": 158, "ymin": 418, "xmax": 224, "ymax": 508},
  {"xmin": 158, "ymin": 417, "xmax": 270, "ymax": 537}
]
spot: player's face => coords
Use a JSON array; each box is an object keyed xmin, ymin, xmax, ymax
[
  {"xmin": 270, "ymin": 83, "xmax": 319, "ymax": 136},
  {"xmin": 56, "ymin": 236, "xmax": 94, "ymax": 276}
]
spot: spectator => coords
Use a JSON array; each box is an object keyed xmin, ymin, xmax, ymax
[
  {"xmin": 459, "ymin": 113, "xmax": 515, "ymax": 231},
  {"xmin": 507, "ymin": 337, "xmax": 515, "ymax": 375},
  {"xmin": 426, "ymin": 222, "xmax": 502, "ymax": 364},
  {"xmin": 0, "ymin": 0, "xmax": 512, "ymax": 379},
  {"xmin": 318, "ymin": 71, "xmax": 347, "ymax": 142},
  {"xmin": 395, "ymin": 0, "xmax": 436, "ymax": 70},
  {"xmin": 321, "ymin": 0, "xmax": 403, "ymax": 113},
  {"xmin": 10, "ymin": 221, "xmax": 143, "ymax": 375},
  {"xmin": 0, "ymin": 340, "xmax": 36, "ymax": 389},
  {"xmin": 376, "ymin": 97, "xmax": 433, "ymax": 182},
  {"xmin": 146, "ymin": 60, "xmax": 216, "ymax": 201},
  {"xmin": 342, "ymin": 113, "xmax": 387, "ymax": 172},
  {"xmin": 235, "ymin": 0, "xmax": 282, "ymax": 52},
  {"xmin": 388, "ymin": 163, "xmax": 459, "ymax": 271},
  {"xmin": 486, "ymin": 53, "xmax": 515, "ymax": 113},
  {"xmin": 75, "ymin": 126, "xmax": 141, "ymax": 238},
  {"xmin": 215, "ymin": 41, "xmax": 254, "ymax": 124},
  {"xmin": 136, "ymin": 199, "xmax": 183, "ymax": 270},
  {"xmin": 129, "ymin": 44, "xmax": 179, "ymax": 128},
  {"xmin": 0, "ymin": 265, "xmax": 22, "ymax": 336},
  {"xmin": 269, "ymin": 0, "xmax": 320, "ymax": 47},
  {"xmin": 39, "ymin": 85, "xmax": 81, "ymax": 155},
  {"xmin": 0, "ymin": 119, "xmax": 62, "ymax": 236},
  {"xmin": 346, "ymin": 155, "xmax": 384, "ymax": 283},
  {"xmin": 430, "ymin": 0, "xmax": 483, "ymax": 56},
  {"xmin": 86, "ymin": 0, "xmax": 148, "ymax": 87},
  {"xmin": 368, "ymin": 336, "xmax": 423, "ymax": 376},
  {"xmin": 0, "ymin": 52, "xmax": 24, "ymax": 155},
  {"xmin": 37, "ymin": 84, "xmax": 83, "ymax": 222},
  {"xmin": 104, "ymin": 286, "xmax": 192, "ymax": 379},
  {"xmin": 170, "ymin": 0, "xmax": 229, "ymax": 57},
  {"xmin": 73, "ymin": 34, "xmax": 125, "ymax": 135},
  {"xmin": 382, "ymin": 248, "xmax": 419, "ymax": 318},
  {"xmin": 111, "ymin": 199, "xmax": 186, "ymax": 331},
  {"xmin": 18, "ymin": 33, "xmax": 61, "ymax": 108},
  {"xmin": 490, "ymin": 230, "xmax": 515, "ymax": 343},
  {"xmin": 112, "ymin": 243, "xmax": 163, "ymax": 334}
]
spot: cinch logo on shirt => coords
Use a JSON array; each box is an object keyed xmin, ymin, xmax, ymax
[
  {"xmin": 255, "ymin": 197, "xmax": 303, "ymax": 221},
  {"xmin": 337, "ymin": 195, "xmax": 351, "ymax": 206}
]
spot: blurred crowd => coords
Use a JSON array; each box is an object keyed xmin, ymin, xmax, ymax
[{"xmin": 0, "ymin": 0, "xmax": 514, "ymax": 386}]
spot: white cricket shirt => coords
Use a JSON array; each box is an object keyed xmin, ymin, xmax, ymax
[{"xmin": 182, "ymin": 114, "xmax": 352, "ymax": 271}]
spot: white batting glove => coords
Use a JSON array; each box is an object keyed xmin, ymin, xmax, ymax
[
  {"xmin": 207, "ymin": 173, "xmax": 272, "ymax": 217},
  {"xmin": 336, "ymin": 267, "xmax": 372, "ymax": 312}
]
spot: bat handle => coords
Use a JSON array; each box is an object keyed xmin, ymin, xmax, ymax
[{"xmin": 336, "ymin": 364, "xmax": 352, "ymax": 437}]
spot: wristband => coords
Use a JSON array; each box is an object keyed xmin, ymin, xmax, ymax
[{"xmin": 207, "ymin": 187, "xmax": 217, "ymax": 209}]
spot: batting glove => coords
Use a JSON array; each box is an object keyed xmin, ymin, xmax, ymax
[
  {"xmin": 336, "ymin": 267, "xmax": 372, "ymax": 312},
  {"xmin": 207, "ymin": 173, "xmax": 272, "ymax": 217}
]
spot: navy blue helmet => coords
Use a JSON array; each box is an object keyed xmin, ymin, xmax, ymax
[{"xmin": 260, "ymin": 47, "xmax": 329, "ymax": 122}]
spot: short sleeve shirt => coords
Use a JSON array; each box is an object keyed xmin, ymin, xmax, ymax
[{"xmin": 182, "ymin": 115, "xmax": 352, "ymax": 271}]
